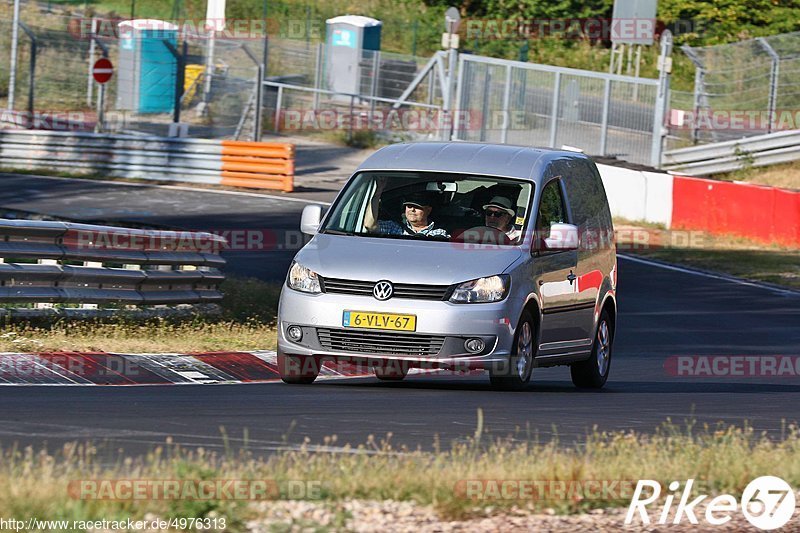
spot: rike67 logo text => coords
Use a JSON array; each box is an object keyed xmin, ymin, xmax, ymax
[{"xmin": 626, "ymin": 476, "xmax": 796, "ymax": 530}]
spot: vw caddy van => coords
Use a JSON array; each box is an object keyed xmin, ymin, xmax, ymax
[{"xmin": 277, "ymin": 142, "xmax": 617, "ymax": 389}]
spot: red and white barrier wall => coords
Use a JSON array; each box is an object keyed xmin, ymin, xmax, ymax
[{"xmin": 596, "ymin": 164, "xmax": 800, "ymax": 247}]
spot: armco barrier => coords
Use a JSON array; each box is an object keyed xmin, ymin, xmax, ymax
[
  {"xmin": 663, "ymin": 130, "xmax": 800, "ymax": 176},
  {"xmin": 0, "ymin": 219, "xmax": 227, "ymax": 316},
  {"xmin": 0, "ymin": 130, "xmax": 295, "ymax": 192},
  {"xmin": 671, "ymin": 176, "xmax": 800, "ymax": 247}
]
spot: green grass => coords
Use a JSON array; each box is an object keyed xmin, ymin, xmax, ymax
[
  {"xmin": 615, "ymin": 219, "xmax": 800, "ymax": 289},
  {"xmin": 1, "ymin": 419, "xmax": 799, "ymax": 530},
  {"xmin": 717, "ymin": 159, "xmax": 800, "ymax": 190}
]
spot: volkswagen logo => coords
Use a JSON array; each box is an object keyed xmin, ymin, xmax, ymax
[{"xmin": 373, "ymin": 280, "xmax": 394, "ymax": 301}]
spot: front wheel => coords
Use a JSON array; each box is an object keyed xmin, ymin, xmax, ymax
[
  {"xmin": 277, "ymin": 353, "xmax": 319, "ymax": 384},
  {"xmin": 570, "ymin": 310, "xmax": 613, "ymax": 389},
  {"xmin": 489, "ymin": 311, "xmax": 535, "ymax": 390},
  {"xmin": 374, "ymin": 364, "xmax": 408, "ymax": 381}
]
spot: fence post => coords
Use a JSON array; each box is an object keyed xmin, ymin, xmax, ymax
[
  {"xmin": 450, "ymin": 54, "xmax": 465, "ymax": 141},
  {"xmin": 549, "ymin": 71, "xmax": 562, "ymax": 148},
  {"xmin": 650, "ymin": 30, "xmax": 673, "ymax": 168},
  {"xmin": 241, "ymin": 44, "xmax": 264, "ymax": 141},
  {"xmin": 7, "ymin": 0, "xmax": 20, "ymax": 111},
  {"xmin": 254, "ymin": 64, "xmax": 264, "ymax": 141},
  {"xmin": 348, "ymin": 94, "xmax": 355, "ymax": 144},
  {"xmin": 87, "ymin": 17, "xmax": 97, "ymax": 107},
  {"xmin": 274, "ymin": 85, "xmax": 283, "ymax": 134},
  {"xmin": 313, "ymin": 42, "xmax": 323, "ymax": 111},
  {"xmin": 370, "ymin": 51, "xmax": 380, "ymax": 124},
  {"xmin": 681, "ymin": 44, "xmax": 706, "ymax": 145},
  {"xmin": 479, "ymin": 65, "xmax": 491, "ymax": 142},
  {"xmin": 18, "ymin": 22, "xmax": 36, "ymax": 129},
  {"xmin": 162, "ymin": 39, "xmax": 185, "ymax": 126},
  {"xmin": 500, "ymin": 65, "xmax": 512, "ymax": 144},
  {"xmin": 445, "ymin": 47, "xmax": 458, "ymax": 140},
  {"xmin": 599, "ymin": 77, "xmax": 611, "ymax": 156},
  {"xmin": 757, "ymin": 37, "xmax": 780, "ymax": 134}
]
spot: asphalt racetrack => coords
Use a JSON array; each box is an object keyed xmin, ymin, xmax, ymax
[{"xmin": 0, "ymin": 174, "xmax": 798, "ymax": 456}]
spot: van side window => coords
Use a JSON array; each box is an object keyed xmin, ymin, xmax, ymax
[
  {"xmin": 537, "ymin": 179, "xmax": 566, "ymax": 236},
  {"xmin": 562, "ymin": 160, "xmax": 604, "ymax": 228}
]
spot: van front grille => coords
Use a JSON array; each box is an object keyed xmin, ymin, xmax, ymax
[
  {"xmin": 320, "ymin": 277, "xmax": 450, "ymax": 301},
  {"xmin": 316, "ymin": 328, "xmax": 445, "ymax": 356}
]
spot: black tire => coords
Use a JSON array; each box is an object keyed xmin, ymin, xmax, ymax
[
  {"xmin": 277, "ymin": 353, "xmax": 319, "ymax": 384},
  {"xmin": 489, "ymin": 311, "xmax": 535, "ymax": 390},
  {"xmin": 570, "ymin": 310, "xmax": 613, "ymax": 389}
]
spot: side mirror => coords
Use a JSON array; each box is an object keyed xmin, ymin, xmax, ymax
[
  {"xmin": 541, "ymin": 223, "xmax": 579, "ymax": 251},
  {"xmin": 300, "ymin": 205, "xmax": 323, "ymax": 235}
]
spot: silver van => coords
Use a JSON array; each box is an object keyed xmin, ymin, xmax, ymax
[{"xmin": 277, "ymin": 142, "xmax": 617, "ymax": 389}]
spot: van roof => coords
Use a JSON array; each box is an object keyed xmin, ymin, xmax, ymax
[{"xmin": 355, "ymin": 142, "xmax": 587, "ymax": 181}]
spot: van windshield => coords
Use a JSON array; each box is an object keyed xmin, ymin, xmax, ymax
[{"xmin": 320, "ymin": 171, "xmax": 534, "ymax": 245}]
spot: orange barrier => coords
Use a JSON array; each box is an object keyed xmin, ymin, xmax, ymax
[
  {"xmin": 220, "ymin": 140, "xmax": 295, "ymax": 192},
  {"xmin": 672, "ymin": 176, "xmax": 800, "ymax": 247}
]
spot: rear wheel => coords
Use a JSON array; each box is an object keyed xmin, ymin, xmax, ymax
[
  {"xmin": 277, "ymin": 353, "xmax": 319, "ymax": 384},
  {"xmin": 489, "ymin": 311, "xmax": 535, "ymax": 390},
  {"xmin": 570, "ymin": 310, "xmax": 613, "ymax": 389}
]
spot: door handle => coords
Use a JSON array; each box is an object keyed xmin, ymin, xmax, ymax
[{"xmin": 567, "ymin": 270, "xmax": 577, "ymax": 285}]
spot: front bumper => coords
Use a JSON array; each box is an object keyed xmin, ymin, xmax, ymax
[{"xmin": 277, "ymin": 286, "xmax": 523, "ymax": 369}]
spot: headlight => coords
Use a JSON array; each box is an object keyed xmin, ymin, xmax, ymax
[
  {"xmin": 449, "ymin": 275, "xmax": 510, "ymax": 303},
  {"xmin": 287, "ymin": 261, "xmax": 322, "ymax": 293}
]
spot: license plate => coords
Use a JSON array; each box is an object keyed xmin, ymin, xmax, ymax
[{"xmin": 342, "ymin": 311, "xmax": 416, "ymax": 331}]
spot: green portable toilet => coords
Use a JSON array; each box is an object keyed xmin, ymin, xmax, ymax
[{"xmin": 116, "ymin": 20, "xmax": 178, "ymax": 114}]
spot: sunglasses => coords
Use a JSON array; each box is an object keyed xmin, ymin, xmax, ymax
[{"xmin": 485, "ymin": 209, "xmax": 509, "ymax": 218}]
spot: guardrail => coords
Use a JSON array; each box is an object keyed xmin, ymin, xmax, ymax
[
  {"xmin": 0, "ymin": 219, "xmax": 227, "ymax": 317},
  {"xmin": 662, "ymin": 130, "xmax": 800, "ymax": 175},
  {"xmin": 0, "ymin": 130, "xmax": 295, "ymax": 192}
]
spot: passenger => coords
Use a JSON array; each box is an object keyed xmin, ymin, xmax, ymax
[
  {"xmin": 364, "ymin": 180, "xmax": 449, "ymax": 238},
  {"xmin": 483, "ymin": 196, "xmax": 521, "ymax": 241}
]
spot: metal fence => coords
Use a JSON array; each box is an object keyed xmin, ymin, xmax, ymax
[
  {"xmin": 0, "ymin": 218, "xmax": 226, "ymax": 317},
  {"xmin": 681, "ymin": 32, "xmax": 800, "ymax": 145},
  {"xmin": 2, "ymin": 5, "xmax": 676, "ymax": 167},
  {"xmin": 0, "ymin": 6, "xmax": 439, "ymax": 142},
  {"xmin": 453, "ymin": 54, "xmax": 663, "ymax": 166}
]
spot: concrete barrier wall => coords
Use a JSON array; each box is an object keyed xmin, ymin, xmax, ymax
[
  {"xmin": 596, "ymin": 164, "xmax": 673, "ymax": 227},
  {"xmin": 671, "ymin": 176, "xmax": 800, "ymax": 247},
  {"xmin": 596, "ymin": 163, "xmax": 798, "ymax": 246}
]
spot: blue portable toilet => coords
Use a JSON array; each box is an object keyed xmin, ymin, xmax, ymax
[
  {"xmin": 325, "ymin": 15, "xmax": 382, "ymax": 96},
  {"xmin": 116, "ymin": 20, "xmax": 178, "ymax": 114}
]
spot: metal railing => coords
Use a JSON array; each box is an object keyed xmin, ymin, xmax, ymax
[
  {"xmin": 264, "ymin": 80, "xmax": 444, "ymax": 141},
  {"xmin": 662, "ymin": 129, "xmax": 800, "ymax": 176},
  {"xmin": 453, "ymin": 52, "xmax": 667, "ymax": 167},
  {"xmin": 0, "ymin": 218, "xmax": 227, "ymax": 317}
]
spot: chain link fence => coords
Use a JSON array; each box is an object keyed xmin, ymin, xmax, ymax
[{"xmin": 679, "ymin": 32, "xmax": 800, "ymax": 145}]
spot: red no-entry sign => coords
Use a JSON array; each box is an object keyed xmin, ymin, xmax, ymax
[{"xmin": 92, "ymin": 58, "xmax": 114, "ymax": 84}]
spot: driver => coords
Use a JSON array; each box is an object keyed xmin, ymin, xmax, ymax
[
  {"xmin": 364, "ymin": 183, "xmax": 449, "ymax": 238},
  {"xmin": 483, "ymin": 196, "xmax": 521, "ymax": 241}
]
